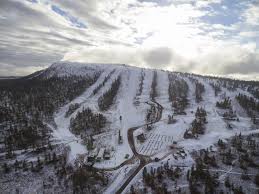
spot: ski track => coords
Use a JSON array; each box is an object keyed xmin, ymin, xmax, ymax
[
  {"xmin": 122, "ymin": 75, "xmax": 257, "ymax": 193},
  {"xmin": 179, "ymin": 77, "xmax": 253, "ymax": 152},
  {"xmin": 155, "ymin": 71, "xmax": 171, "ymax": 120},
  {"xmin": 137, "ymin": 69, "xmax": 153, "ymax": 103},
  {"xmin": 42, "ymin": 63, "xmax": 258, "ymax": 193},
  {"xmin": 52, "ymin": 67, "xmax": 118, "ymax": 162},
  {"xmin": 94, "ymin": 67, "xmax": 149, "ymax": 168}
]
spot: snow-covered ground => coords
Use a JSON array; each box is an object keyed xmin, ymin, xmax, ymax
[
  {"xmin": 2, "ymin": 62, "xmax": 259, "ymax": 194},
  {"xmin": 104, "ymin": 162, "xmax": 139, "ymax": 194},
  {"xmin": 46, "ymin": 63, "xmax": 255, "ymax": 166},
  {"xmin": 51, "ymin": 64, "xmax": 120, "ymax": 162},
  {"xmin": 39, "ymin": 62, "xmax": 257, "ymax": 193}
]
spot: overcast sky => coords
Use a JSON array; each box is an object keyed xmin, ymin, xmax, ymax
[{"xmin": 1, "ymin": 0, "xmax": 259, "ymax": 79}]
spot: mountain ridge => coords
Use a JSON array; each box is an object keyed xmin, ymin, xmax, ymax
[
  {"xmin": 28, "ymin": 61, "xmax": 259, "ymax": 83},
  {"xmin": 1, "ymin": 61, "xmax": 259, "ymax": 194}
]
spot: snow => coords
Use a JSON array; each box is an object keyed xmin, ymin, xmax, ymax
[
  {"xmin": 134, "ymin": 128, "xmax": 144, "ymax": 137},
  {"xmin": 2, "ymin": 61, "xmax": 259, "ymax": 194},
  {"xmin": 52, "ymin": 104, "xmax": 87, "ymax": 163},
  {"xmin": 38, "ymin": 62, "xmax": 259, "ymax": 193},
  {"xmin": 136, "ymin": 69, "xmax": 154, "ymax": 103},
  {"xmin": 43, "ymin": 62, "xmax": 124, "ymax": 78},
  {"xmin": 50, "ymin": 66, "xmax": 120, "ymax": 162},
  {"xmin": 155, "ymin": 70, "xmax": 171, "ymax": 120},
  {"xmin": 48, "ymin": 63, "xmax": 156, "ymax": 167},
  {"xmin": 117, "ymin": 74, "xmax": 257, "ymax": 193},
  {"xmin": 104, "ymin": 163, "xmax": 139, "ymax": 194},
  {"xmin": 177, "ymin": 77, "xmax": 251, "ymax": 151},
  {"xmin": 122, "ymin": 154, "xmax": 194, "ymax": 194},
  {"xmin": 47, "ymin": 62, "xmax": 255, "ymax": 165}
]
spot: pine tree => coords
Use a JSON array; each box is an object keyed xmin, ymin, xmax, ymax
[
  {"xmin": 130, "ymin": 185, "xmax": 135, "ymax": 194},
  {"xmin": 255, "ymin": 174, "xmax": 259, "ymax": 186}
]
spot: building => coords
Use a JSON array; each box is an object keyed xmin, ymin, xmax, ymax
[
  {"xmin": 96, "ymin": 148, "xmax": 105, "ymax": 162},
  {"xmin": 135, "ymin": 129, "xmax": 145, "ymax": 143},
  {"xmin": 104, "ymin": 151, "xmax": 111, "ymax": 160},
  {"xmin": 223, "ymin": 110, "xmax": 237, "ymax": 120},
  {"xmin": 252, "ymin": 117, "xmax": 259, "ymax": 125},
  {"xmin": 118, "ymin": 130, "xmax": 123, "ymax": 144},
  {"xmin": 145, "ymin": 124, "xmax": 153, "ymax": 131},
  {"xmin": 168, "ymin": 114, "xmax": 177, "ymax": 124},
  {"xmin": 87, "ymin": 148, "xmax": 98, "ymax": 162}
]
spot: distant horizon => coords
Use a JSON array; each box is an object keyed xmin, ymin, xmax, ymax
[{"xmin": 4, "ymin": 61, "xmax": 259, "ymax": 82}]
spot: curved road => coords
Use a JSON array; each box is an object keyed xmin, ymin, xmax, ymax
[{"xmin": 115, "ymin": 101, "xmax": 164, "ymax": 194}]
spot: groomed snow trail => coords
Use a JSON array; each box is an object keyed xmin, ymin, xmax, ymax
[
  {"xmin": 155, "ymin": 71, "xmax": 171, "ymax": 120},
  {"xmin": 137, "ymin": 69, "xmax": 153, "ymax": 103},
  {"xmin": 43, "ymin": 63, "xmax": 259, "ymax": 194},
  {"xmin": 52, "ymin": 67, "xmax": 116, "ymax": 162},
  {"xmin": 94, "ymin": 67, "xmax": 152, "ymax": 169},
  {"xmin": 179, "ymin": 77, "xmax": 253, "ymax": 151}
]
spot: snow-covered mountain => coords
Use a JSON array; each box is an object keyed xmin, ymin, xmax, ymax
[
  {"xmin": 39, "ymin": 62, "xmax": 127, "ymax": 78},
  {"xmin": 1, "ymin": 62, "xmax": 259, "ymax": 194}
]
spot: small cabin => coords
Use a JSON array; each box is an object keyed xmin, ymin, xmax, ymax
[
  {"xmin": 146, "ymin": 124, "xmax": 153, "ymax": 131},
  {"xmin": 118, "ymin": 130, "xmax": 123, "ymax": 144},
  {"xmin": 87, "ymin": 148, "xmax": 98, "ymax": 162},
  {"xmin": 227, "ymin": 123, "xmax": 233, "ymax": 129},
  {"xmin": 253, "ymin": 117, "xmax": 259, "ymax": 125},
  {"xmin": 223, "ymin": 110, "xmax": 237, "ymax": 120},
  {"xmin": 135, "ymin": 129, "xmax": 146, "ymax": 143},
  {"xmin": 168, "ymin": 114, "xmax": 177, "ymax": 124},
  {"xmin": 137, "ymin": 134, "xmax": 145, "ymax": 143},
  {"xmin": 96, "ymin": 148, "xmax": 105, "ymax": 162},
  {"xmin": 104, "ymin": 151, "xmax": 111, "ymax": 160},
  {"xmin": 180, "ymin": 153, "xmax": 186, "ymax": 159}
]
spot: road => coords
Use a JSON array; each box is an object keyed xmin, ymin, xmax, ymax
[{"xmin": 115, "ymin": 100, "xmax": 164, "ymax": 194}]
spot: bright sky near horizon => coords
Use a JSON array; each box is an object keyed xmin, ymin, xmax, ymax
[{"xmin": 0, "ymin": 0, "xmax": 259, "ymax": 79}]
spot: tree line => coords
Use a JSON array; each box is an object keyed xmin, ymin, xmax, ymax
[{"xmin": 98, "ymin": 76, "xmax": 121, "ymax": 111}]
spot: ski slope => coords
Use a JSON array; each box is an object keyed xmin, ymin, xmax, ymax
[{"xmin": 39, "ymin": 62, "xmax": 258, "ymax": 193}]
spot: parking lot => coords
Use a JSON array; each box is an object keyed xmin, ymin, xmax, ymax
[{"xmin": 137, "ymin": 132, "xmax": 174, "ymax": 155}]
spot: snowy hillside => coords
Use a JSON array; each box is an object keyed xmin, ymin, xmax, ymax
[{"xmin": 1, "ymin": 62, "xmax": 259, "ymax": 194}]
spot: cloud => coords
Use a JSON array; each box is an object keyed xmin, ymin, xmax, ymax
[
  {"xmin": 0, "ymin": 0, "xmax": 259, "ymax": 79},
  {"xmin": 242, "ymin": 3, "xmax": 259, "ymax": 26},
  {"xmin": 220, "ymin": 51, "xmax": 259, "ymax": 74},
  {"xmin": 0, "ymin": 47, "xmax": 62, "ymax": 67},
  {"xmin": 0, "ymin": 62, "xmax": 47, "ymax": 76},
  {"xmin": 179, "ymin": 43, "xmax": 259, "ymax": 75},
  {"xmin": 62, "ymin": 46, "xmax": 141, "ymax": 65},
  {"xmin": 63, "ymin": 45, "xmax": 185, "ymax": 70},
  {"xmin": 51, "ymin": 5, "xmax": 87, "ymax": 28},
  {"xmin": 63, "ymin": 42, "xmax": 259, "ymax": 76},
  {"xmin": 51, "ymin": 0, "xmax": 119, "ymax": 30},
  {"xmin": 143, "ymin": 47, "xmax": 172, "ymax": 68}
]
